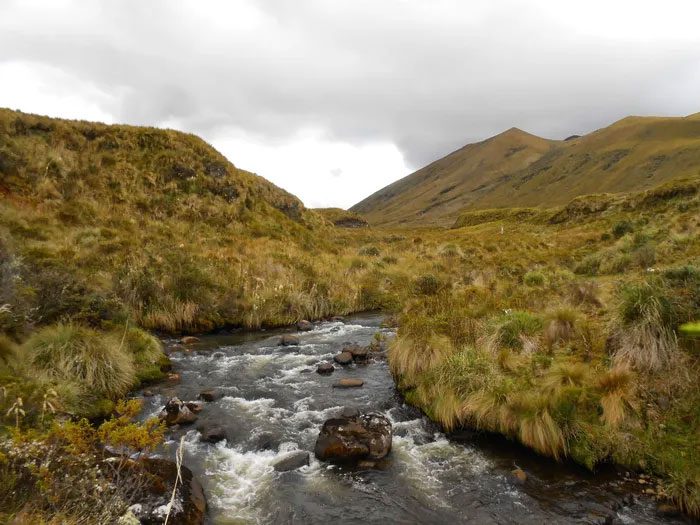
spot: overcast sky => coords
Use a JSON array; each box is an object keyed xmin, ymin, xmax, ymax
[{"xmin": 1, "ymin": 1, "xmax": 699, "ymax": 208}]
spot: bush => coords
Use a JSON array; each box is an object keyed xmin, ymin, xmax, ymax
[
  {"xmin": 358, "ymin": 245, "xmax": 380, "ymax": 257},
  {"xmin": 23, "ymin": 324, "xmax": 136, "ymax": 398},
  {"xmin": 523, "ymin": 271, "xmax": 546, "ymax": 286},
  {"xmin": 612, "ymin": 220, "xmax": 633, "ymax": 238},
  {"xmin": 413, "ymin": 273, "xmax": 446, "ymax": 296}
]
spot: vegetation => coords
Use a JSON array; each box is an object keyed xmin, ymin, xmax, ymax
[{"xmin": 1, "ymin": 108, "xmax": 699, "ymax": 519}]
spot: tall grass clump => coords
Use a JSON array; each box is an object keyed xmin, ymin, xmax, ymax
[
  {"xmin": 596, "ymin": 365, "xmax": 635, "ymax": 427},
  {"xmin": 23, "ymin": 324, "xmax": 135, "ymax": 398},
  {"xmin": 484, "ymin": 311, "xmax": 543, "ymax": 352}
]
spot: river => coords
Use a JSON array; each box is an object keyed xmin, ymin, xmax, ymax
[{"xmin": 139, "ymin": 313, "xmax": 689, "ymax": 524}]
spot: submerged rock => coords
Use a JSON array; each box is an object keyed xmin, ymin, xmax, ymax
[
  {"xmin": 314, "ymin": 412, "xmax": 392, "ymax": 463},
  {"xmin": 198, "ymin": 388, "xmax": 220, "ymax": 402},
  {"xmin": 180, "ymin": 336, "xmax": 200, "ymax": 345},
  {"xmin": 272, "ymin": 450, "xmax": 310, "ymax": 471},
  {"xmin": 296, "ymin": 320, "xmax": 313, "ymax": 331},
  {"xmin": 333, "ymin": 378, "xmax": 364, "ymax": 388},
  {"xmin": 198, "ymin": 425, "xmax": 226, "ymax": 444},
  {"xmin": 159, "ymin": 397, "xmax": 198, "ymax": 426},
  {"xmin": 279, "ymin": 334, "xmax": 300, "ymax": 346},
  {"xmin": 317, "ymin": 362, "xmax": 335, "ymax": 375},
  {"xmin": 330, "ymin": 316, "xmax": 345, "ymax": 322},
  {"xmin": 333, "ymin": 351, "xmax": 353, "ymax": 365}
]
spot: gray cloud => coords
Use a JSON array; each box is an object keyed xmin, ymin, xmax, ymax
[{"xmin": 1, "ymin": 0, "xmax": 699, "ymax": 183}]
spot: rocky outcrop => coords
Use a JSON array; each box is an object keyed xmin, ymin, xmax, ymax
[
  {"xmin": 314, "ymin": 411, "xmax": 392, "ymax": 464},
  {"xmin": 128, "ymin": 457, "xmax": 206, "ymax": 525},
  {"xmin": 272, "ymin": 450, "xmax": 310, "ymax": 471},
  {"xmin": 279, "ymin": 335, "xmax": 300, "ymax": 346},
  {"xmin": 159, "ymin": 397, "xmax": 198, "ymax": 426}
]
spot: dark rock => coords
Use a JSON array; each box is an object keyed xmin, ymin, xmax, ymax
[
  {"xmin": 511, "ymin": 468, "xmax": 527, "ymax": 484},
  {"xmin": 198, "ymin": 425, "xmax": 226, "ymax": 444},
  {"xmin": 296, "ymin": 320, "xmax": 313, "ymax": 332},
  {"xmin": 272, "ymin": 450, "xmax": 310, "ymax": 472},
  {"xmin": 333, "ymin": 351, "xmax": 353, "ymax": 365},
  {"xmin": 333, "ymin": 378, "xmax": 364, "ymax": 388},
  {"xmin": 180, "ymin": 336, "xmax": 200, "ymax": 345},
  {"xmin": 131, "ymin": 457, "xmax": 206, "ymax": 525},
  {"xmin": 279, "ymin": 335, "xmax": 300, "ymax": 346},
  {"xmin": 314, "ymin": 412, "xmax": 392, "ymax": 463},
  {"xmin": 159, "ymin": 397, "xmax": 198, "ymax": 426},
  {"xmin": 251, "ymin": 431, "xmax": 278, "ymax": 451},
  {"xmin": 330, "ymin": 316, "xmax": 345, "ymax": 322},
  {"xmin": 656, "ymin": 503, "xmax": 680, "ymax": 517},
  {"xmin": 317, "ymin": 362, "xmax": 335, "ymax": 375},
  {"xmin": 212, "ymin": 352, "xmax": 225, "ymax": 359},
  {"xmin": 348, "ymin": 345, "xmax": 369, "ymax": 362},
  {"xmin": 198, "ymin": 389, "xmax": 221, "ymax": 402}
]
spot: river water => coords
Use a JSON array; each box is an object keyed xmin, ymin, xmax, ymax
[{"xmin": 140, "ymin": 314, "xmax": 689, "ymax": 524}]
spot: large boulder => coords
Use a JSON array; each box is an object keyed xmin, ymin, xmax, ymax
[
  {"xmin": 296, "ymin": 320, "xmax": 313, "ymax": 332},
  {"xmin": 272, "ymin": 450, "xmax": 310, "ymax": 472},
  {"xmin": 279, "ymin": 335, "xmax": 300, "ymax": 346},
  {"xmin": 159, "ymin": 397, "xmax": 198, "ymax": 426},
  {"xmin": 128, "ymin": 457, "xmax": 206, "ymax": 525},
  {"xmin": 314, "ymin": 412, "xmax": 392, "ymax": 463}
]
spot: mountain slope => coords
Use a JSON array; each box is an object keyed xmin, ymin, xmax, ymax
[
  {"xmin": 352, "ymin": 113, "xmax": 700, "ymax": 227},
  {"xmin": 352, "ymin": 128, "xmax": 558, "ymax": 226}
]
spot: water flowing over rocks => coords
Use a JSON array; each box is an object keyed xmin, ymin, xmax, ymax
[
  {"xmin": 314, "ymin": 411, "xmax": 392, "ymax": 463},
  {"xmin": 272, "ymin": 450, "xmax": 310, "ymax": 471},
  {"xmin": 278, "ymin": 334, "xmax": 300, "ymax": 346},
  {"xmin": 296, "ymin": 320, "xmax": 313, "ymax": 331}
]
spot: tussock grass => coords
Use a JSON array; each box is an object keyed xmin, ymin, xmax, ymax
[
  {"xmin": 596, "ymin": 365, "xmax": 635, "ymax": 427},
  {"xmin": 24, "ymin": 324, "xmax": 135, "ymax": 398}
]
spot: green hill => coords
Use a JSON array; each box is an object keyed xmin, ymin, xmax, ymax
[{"xmin": 352, "ymin": 113, "xmax": 700, "ymax": 226}]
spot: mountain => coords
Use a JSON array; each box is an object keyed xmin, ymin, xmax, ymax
[{"xmin": 351, "ymin": 113, "xmax": 700, "ymax": 227}]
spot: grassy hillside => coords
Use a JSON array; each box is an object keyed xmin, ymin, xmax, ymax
[{"xmin": 352, "ymin": 113, "xmax": 700, "ymax": 227}]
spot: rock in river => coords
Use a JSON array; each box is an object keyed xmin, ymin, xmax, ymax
[
  {"xmin": 314, "ymin": 412, "xmax": 392, "ymax": 463},
  {"xmin": 279, "ymin": 334, "xmax": 300, "ymax": 346},
  {"xmin": 333, "ymin": 378, "xmax": 364, "ymax": 388},
  {"xmin": 272, "ymin": 450, "xmax": 310, "ymax": 471},
  {"xmin": 198, "ymin": 425, "xmax": 227, "ymax": 444},
  {"xmin": 317, "ymin": 362, "xmax": 335, "ymax": 375},
  {"xmin": 180, "ymin": 336, "xmax": 200, "ymax": 345},
  {"xmin": 199, "ymin": 388, "xmax": 221, "ymax": 402},
  {"xmin": 333, "ymin": 351, "xmax": 353, "ymax": 365},
  {"xmin": 296, "ymin": 320, "xmax": 313, "ymax": 331},
  {"xmin": 159, "ymin": 397, "xmax": 198, "ymax": 426}
]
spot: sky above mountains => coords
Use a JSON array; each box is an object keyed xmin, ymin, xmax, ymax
[{"xmin": 1, "ymin": 0, "xmax": 699, "ymax": 208}]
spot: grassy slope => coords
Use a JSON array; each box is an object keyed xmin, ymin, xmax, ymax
[{"xmin": 352, "ymin": 113, "xmax": 700, "ymax": 227}]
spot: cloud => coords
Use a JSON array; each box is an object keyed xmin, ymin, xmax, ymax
[{"xmin": 1, "ymin": 0, "xmax": 699, "ymax": 207}]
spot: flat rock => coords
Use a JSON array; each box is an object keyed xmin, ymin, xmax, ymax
[
  {"xmin": 333, "ymin": 351, "xmax": 353, "ymax": 365},
  {"xmin": 333, "ymin": 378, "xmax": 364, "ymax": 388},
  {"xmin": 199, "ymin": 389, "xmax": 221, "ymax": 402},
  {"xmin": 279, "ymin": 334, "xmax": 300, "ymax": 346},
  {"xmin": 272, "ymin": 450, "xmax": 310, "ymax": 472},
  {"xmin": 317, "ymin": 362, "xmax": 335, "ymax": 375}
]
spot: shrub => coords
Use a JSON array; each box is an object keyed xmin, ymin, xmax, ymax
[
  {"xmin": 413, "ymin": 273, "xmax": 446, "ymax": 296},
  {"xmin": 574, "ymin": 253, "xmax": 601, "ymax": 276},
  {"xmin": 358, "ymin": 245, "xmax": 380, "ymax": 257},
  {"xmin": 612, "ymin": 220, "xmax": 633, "ymax": 238},
  {"xmin": 600, "ymin": 252, "xmax": 631, "ymax": 274},
  {"xmin": 523, "ymin": 271, "xmax": 546, "ymax": 286},
  {"xmin": 23, "ymin": 324, "xmax": 136, "ymax": 398}
]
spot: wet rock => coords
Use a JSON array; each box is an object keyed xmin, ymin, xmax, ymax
[
  {"xmin": 198, "ymin": 425, "xmax": 226, "ymax": 444},
  {"xmin": 212, "ymin": 351, "xmax": 225, "ymax": 359},
  {"xmin": 317, "ymin": 362, "xmax": 335, "ymax": 375},
  {"xmin": 358, "ymin": 460, "xmax": 377, "ymax": 469},
  {"xmin": 251, "ymin": 431, "xmax": 278, "ymax": 451},
  {"xmin": 180, "ymin": 336, "xmax": 200, "ymax": 345},
  {"xmin": 511, "ymin": 468, "xmax": 528, "ymax": 484},
  {"xmin": 185, "ymin": 401, "xmax": 204, "ymax": 413},
  {"xmin": 198, "ymin": 389, "xmax": 221, "ymax": 402},
  {"xmin": 142, "ymin": 389, "xmax": 155, "ymax": 397},
  {"xmin": 272, "ymin": 450, "xmax": 310, "ymax": 471},
  {"xmin": 349, "ymin": 345, "xmax": 370, "ymax": 362},
  {"xmin": 130, "ymin": 457, "xmax": 206, "ymax": 525},
  {"xmin": 167, "ymin": 372, "xmax": 181, "ymax": 383},
  {"xmin": 333, "ymin": 378, "xmax": 364, "ymax": 388},
  {"xmin": 296, "ymin": 320, "xmax": 313, "ymax": 332},
  {"xmin": 330, "ymin": 316, "xmax": 345, "ymax": 322},
  {"xmin": 333, "ymin": 351, "xmax": 353, "ymax": 365},
  {"xmin": 314, "ymin": 412, "xmax": 392, "ymax": 463},
  {"xmin": 279, "ymin": 335, "xmax": 300, "ymax": 346},
  {"xmin": 159, "ymin": 397, "xmax": 198, "ymax": 426}
]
